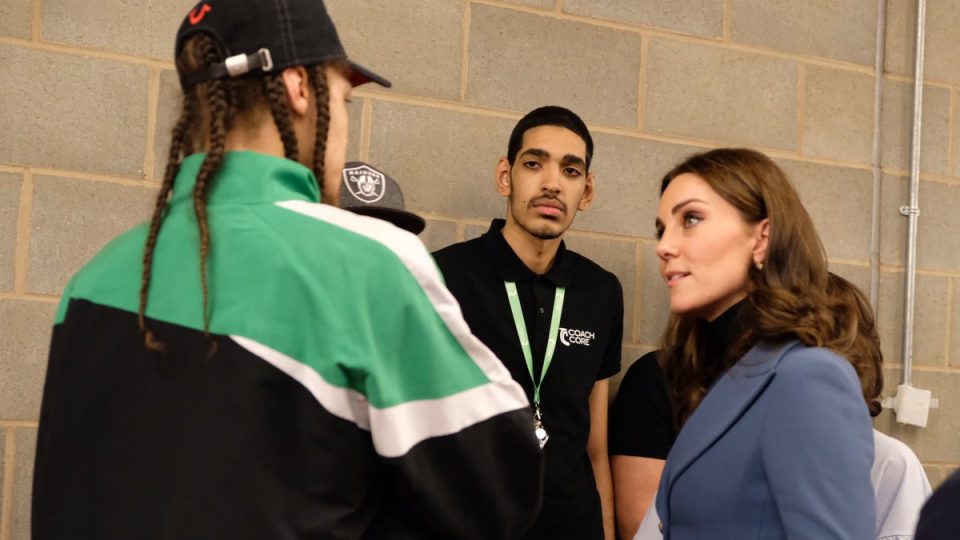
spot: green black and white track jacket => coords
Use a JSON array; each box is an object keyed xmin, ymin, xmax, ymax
[{"xmin": 33, "ymin": 152, "xmax": 543, "ymax": 540}]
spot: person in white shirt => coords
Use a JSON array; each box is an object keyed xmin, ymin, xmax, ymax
[
  {"xmin": 872, "ymin": 430, "xmax": 932, "ymax": 539},
  {"xmin": 828, "ymin": 274, "xmax": 931, "ymax": 540}
]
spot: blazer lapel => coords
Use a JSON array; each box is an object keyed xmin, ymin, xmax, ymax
[{"xmin": 658, "ymin": 340, "xmax": 800, "ymax": 529}]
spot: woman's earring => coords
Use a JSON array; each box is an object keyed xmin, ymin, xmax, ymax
[{"xmin": 755, "ymin": 260, "xmax": 764, "ymax": 271}]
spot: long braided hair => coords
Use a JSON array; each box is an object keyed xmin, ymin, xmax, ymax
[{"xmin": 139, "ymin": 32, "xmax": 332, "ymax": 351}]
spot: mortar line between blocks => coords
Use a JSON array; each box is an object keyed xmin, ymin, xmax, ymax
[
  {"xmin": 949, "ymin": 89, "xmax": 957, "ymax": 177},
  {"xmin": 722, "ymin": 0, "xmax": 732, "ymax": 41},
  {"xmin": 31, "ymin": 0, "xmax": 42, "ymax": 41},
  {"xmin": 0, "ymin": 429, "xmax": 16, "ymax": 540},
  {"xmin": 344, "ymin": 94, "xmax": 875, "ymax": 173},
  {"xmin": 796, "ymin": 63, "xmax": 807, "ymax": 155},
  {"xmin": 26, "ymin": 169, "xmax": 157, "ymax": 188},
  {"xmin": 945, "ymin": 278, "xmax": 954, "ymax": 366},
  {"xmin": 464, "ymin": 0, "xmax": 886, "ymax": 75},
  {"xmin": 13, "ymin": 172, "xmax": 33, "ymax": 294},
  {"xmin": 633, "ymin": 243, "xmax": 645, "ymax": 343},
  {"xmin": 459, "ymin": 1, "xmax": 472, "ymax": 102},
  {"xmin": 0, "ymin": 292, "xmax": 59, "ymax": 303},
  {"xmin": 360, "ymin": 99, "xmax": 374, "ymax": 162},
  {"xmin": 0, "ymin": 37, "xmax": 174, "ymax": 69},
  {"xmin": 0, "ymin": 422, "xmax": 38, "ymax": 429},
  {"xmin": 143, "ymin": 68, "xmax": 161, "ymax": 181},
  {"xmin": 637, "ymin": 37, "xmax": 649, "ymax": 131}
]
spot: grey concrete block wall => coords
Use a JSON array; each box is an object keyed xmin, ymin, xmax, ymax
[
  {"xmin": 802, "ymin": 66, "xmax": 875, "ymax": 164},
  {"xmin": 564, "ymin": 0, "xmax": 724, "ymax": 38},
  {"xmin": 10, "ymin": 428, "xmax": 36, "ymax": 540},
  {"xmin": 368, "ymin": 101, "xmax": 514, "ymax": 218},
  {"xmin": 829, "ymin": 263, "xmax": 872, "ymax": 296},
  {"xmin": 0, "ymin": 301, "xmax": 56, "ymax": 420},
  {"xmin": 420, "ymin": 219, "xmax": 458, "ymax": 252},
  {"xmin": 466, "ymin": 4, "xmax": 642, "ymax": 127},
  {"xmin": 956, "ymin": 90, "xmax": 960, "ymax": 178},
  {"xmin": 3, "ymin": 1, "xmax": 960, "ymax": 532},
  {"xmin": 0, "ymin": 429, "xmax": 5, "ymax": 520},
  {"xmin": 638, "ymin": 243, "xmax": 670, "ymax": 346},
  {"xmin": 780, "ymin": 159, "xmax": 874, "ymax": 261},
  {"xmin": 644, "ymin": 38, "xmax": 798, "ymax": 149},
  {"xmin": 885, "ymin": 0, "xmax": 960, "ymax": 85},
  {"xmin": 501, "ymin": 0, "xmax": 554, "ymax": 9},
  {"xmin": 0, "ymin": 173, "xmax": 23, "ymax": 292},
  {"xmin": 880, "ymin": 80, "xmax": 951, "ymax": 175},
  {"xmin": 27, "ymin": 176, "xmax": 156, "ymax": 295},
  {"xmin": 881, "ymin": 175, "xmax": 960, "ymax": 270},
  {"xmin": 327, "ymin": 0, "xmax": 464, "ymax": 101},
  {"xmin": 575, "ymin": 134, "xmax": 702, "ymax": 238},
  {"xmin": 0, "ymin": 0, "xmax": 33, "ymax": 39},
  {"xmin": 877, "ymin": 271, "xmax": 950, "ymax": 366},
  {"xmin": 42, "ymin": 0, "xmax": 192, "ymax": 59},
  {"xmin": 730, "ymin": 0, "xmax": 879, "ymax": 66},
  {"xmin": 952, "ymin": 278, "xmax": 960, "ymax": 367},
  {"xmin": 563, "ymin": 234, "xmax": 639, "ymax": 344},
  {"xmin": 153, "ymin": 70, "xmax": 183, "ymax": 182},
  {"xmin": 0, "ymin": 44, "xmax": 151, "ymax": 177}
]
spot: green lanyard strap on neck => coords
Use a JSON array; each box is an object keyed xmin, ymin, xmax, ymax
[{"xmin": 504, "ymin": 281, "xmax": 565, "ymax": 406}]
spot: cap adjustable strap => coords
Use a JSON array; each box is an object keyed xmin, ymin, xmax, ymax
[{"xmin": 181, "ymin": 48, "xmax": 274, "ymax": 87}]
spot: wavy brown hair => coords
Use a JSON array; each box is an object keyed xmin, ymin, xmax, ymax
[
  {"xmin": 825, "ymin": 273, "xmax": 884, "ymax": 417},
  {"xmin": 138, "ymin": 32, "xmax": 333, "ymax": 352},
  {"xmin": 657, "ymin": 148, "xmax": 859, "ymax": 428}
]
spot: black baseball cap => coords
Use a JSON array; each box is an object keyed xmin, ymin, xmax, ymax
[
  {"xmin": 339, "ymin": 162, "xmax": 425, "ymax": 235},
  {"xmin": 175, "ymin": 0, "xmax": 391, "ymax": 89}
]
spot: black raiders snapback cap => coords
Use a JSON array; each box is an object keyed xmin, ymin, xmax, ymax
[
  {"xmin": 338, "ymin": 162, "xmax": 425, "ymax": 235},
  {"xmin": 174, "ymin": 0, "xmax": 391, "ymax": 89}
]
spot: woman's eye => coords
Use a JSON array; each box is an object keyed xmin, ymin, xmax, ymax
[{"xmin": 683, "ymin": 213, "xmax": 702, "ymax": 227}]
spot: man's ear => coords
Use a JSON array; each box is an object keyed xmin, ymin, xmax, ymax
[
  {"xmin": 281, "ymin": 66, "xmax": 311, "ymax": 117},
  {"xmin": 752, "ymin": 218, "xmax": 770, "ymax": 265},
  {"xmin": 577, "ymin": 171, "xmax": 596, "ymax": 211},
  {"xmin": 495, "ymin": 157, "xmax": 512, "ymax": 197}
]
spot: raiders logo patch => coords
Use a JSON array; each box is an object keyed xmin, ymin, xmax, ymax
[{"xmin": 344, "ymin": 164, "xmax": 386, "ymax": 203}]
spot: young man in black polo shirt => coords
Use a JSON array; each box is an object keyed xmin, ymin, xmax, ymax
[{"xmin": 434, "ymin": 106, "xmax": 623, "ymax": 540}]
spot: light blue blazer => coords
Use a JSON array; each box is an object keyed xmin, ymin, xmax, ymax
[{"xmin": 656, "ymin": 341, "xmax": 875, "ymax": 540}]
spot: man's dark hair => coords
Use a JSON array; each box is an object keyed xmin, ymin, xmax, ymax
[{"xmin": 506, "ymin": 106, "xmax": 594, "ymax": 170}]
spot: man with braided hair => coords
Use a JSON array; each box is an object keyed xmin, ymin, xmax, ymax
[{"xmin": 32, "ymin": 1, "xmax": 543, "ymax": 538}]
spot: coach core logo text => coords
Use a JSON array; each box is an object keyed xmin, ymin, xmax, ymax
[
  {"xmin": 559, "ymin": 328, "xmax": 595, "ymax": 347},
  {"xmin": 344, "ymin": 164, "xmax": 386, "ymax": 203}
]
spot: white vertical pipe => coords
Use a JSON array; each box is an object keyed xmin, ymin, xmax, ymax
[
  {"xmin": 901, "ymin": 0, "xmax": 927, "ymax": 386},
  {"xmin": 869, "ymin": 0, "xmax": 887, "ymax": 309}
]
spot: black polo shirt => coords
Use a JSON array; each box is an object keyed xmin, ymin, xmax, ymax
[
  {"xmin": 433, "ymin": 219, "xmax": 623, "ymax": 540},
  {"xmin": 609, "ymin": 351, "xmax": 676, "ymax": 459}
]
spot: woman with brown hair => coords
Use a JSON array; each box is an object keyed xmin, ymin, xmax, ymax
[
  {"xmin": 651, "ymin": 148, "xmax": 875, "ymax": 539},
  {"xmin": 827, "ymin": 273, "xmax": 932, "ymax": 540}
]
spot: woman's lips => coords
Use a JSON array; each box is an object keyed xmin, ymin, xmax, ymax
[{"xmin": 665, "ymin": 272, "xmax": 691, "ymax": 286}]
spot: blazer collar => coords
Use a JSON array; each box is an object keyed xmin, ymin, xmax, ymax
[{"xmin": 657, "ymin": 340, "xmax": 800, "ymax": 533}]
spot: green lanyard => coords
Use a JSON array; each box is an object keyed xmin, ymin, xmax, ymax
[{"xmin": 504, "ymin": 281, "xmax": 565, "ymax": 406}]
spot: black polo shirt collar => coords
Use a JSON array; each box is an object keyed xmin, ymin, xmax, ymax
[{"xmin": 480, "ymin": 219, "xmax": 575, "ymax": 287}]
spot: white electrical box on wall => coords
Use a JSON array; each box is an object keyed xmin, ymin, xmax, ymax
[{"xmin": 881, "ymin": 384, "xmax": 940, "ymax": 428}]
